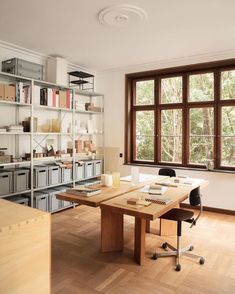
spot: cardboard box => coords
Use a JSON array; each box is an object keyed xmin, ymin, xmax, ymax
[
  {"xmin": 4, "ymin": 85, "xmax": 16, "ymax": 102},
  {"xmin": 0, "ymin": 84, "xmax": 4, "ymax": 100},
  {"xmin": 59, "ymin": 90, "xmax": 67, "ymax": 108}
]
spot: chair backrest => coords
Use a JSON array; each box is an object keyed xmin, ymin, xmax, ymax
[
  {"xmin": 189, "ymin": 187, "xmax": 201, "ymax": 206},
  {"xmin": 158, "ymin": 168, "xmax": 176, "ymax": 178}
]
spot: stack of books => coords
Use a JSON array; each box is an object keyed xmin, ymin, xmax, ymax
[{"xmin": 66, "ymin": 187, "xmax": 101, "ymax": 197}]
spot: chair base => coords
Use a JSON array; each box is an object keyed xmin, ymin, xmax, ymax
[{"xmin": 152, "ymin": 241, "xmax": 205, "ymax": 271}]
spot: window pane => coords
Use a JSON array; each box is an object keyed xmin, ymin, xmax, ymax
[
  {"xmin": 222, "ymin": 106, "xmax": 235, "ymax": 136},
  {"xmin": 221, "ymin": 106, "xmax": 235, "ymax": 166},
  {"xmin": 221, "ymin": 70, "xmax": 235, "ymax": 100},
  {"xmin": 161, "ymin": 76, "xmax": 182, "ymax": 104},
  {"xmin": 135, "ymin": 111, "xmax": 154, "ymax": 161},
  {"xmin": 189, "ymin": 137, "xmax": 214, "ymax": 164},
  {"xmin": 135, "ymin": 80, "xmax": 154, "ymax": 105},
  {"xmin": 189, "ymin": 108, "xmax": 214, "ymax": 164},
  {"xmin": 161, "ymin": 109, "xmax": 182, "ymax": 163},
  {"xmin": 189, "ymin": 73, "xmax": 214, "ymax": 101}
]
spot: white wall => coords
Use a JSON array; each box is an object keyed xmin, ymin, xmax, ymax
[{"xmin": 96, "ymin": 53, "xmax": 235, "ymax": 211}]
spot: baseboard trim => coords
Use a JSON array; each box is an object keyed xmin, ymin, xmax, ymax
[{"xmin": 180, "ymin": 203, "xmax": 235, "ymax": 216}]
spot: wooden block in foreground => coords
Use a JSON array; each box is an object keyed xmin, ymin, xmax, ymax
[{"xmin": 0, "ymin": 199, "xmax": 51, "ymax": 294}]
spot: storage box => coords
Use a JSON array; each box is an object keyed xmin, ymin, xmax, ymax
[
  {"xmin": 33, "ymin": 166, "xmax": 48, "ymax": 188},
  {"xmin": 54, "ymin": 186, "xmax": 72, "ymax": 208},
  {"xmin": 46, "ymin": 56, "xmax": 67, "ymax": 86},
  {"xmin": 47, "ymin": 165, "xmax": 61, "ymax": 185},
  {"xmin": 75, "ymin": 162, "xmax": 85, "ymax": 181},
  {"xmin": 5, "ymin": 195, "xmax": 29, "ymax": 206},
  {"xmin": 59, "ymin": 90, "xmax": 67, "ymax": 108},
  {"xmin": 61, "ymin": 166, "xmax": 72, "ymax": 183},
  {"xmin": 4, "ymin": 84, "xmax": 16, "ymax": 101},
  {"xmin": 12, "ymin": 169, "xmax": 29, "ymax": 192},
  {"xmin": 93, "ymin": 160, "xmax": 102, "ymax": 176},
  {"xmin": 47, "ymin": 188, "xmax": 62, "ymax": 212},
  {"xmin": 84, "ymin": 161, "xmax": 94, "ymax": 178},
  {"xmin": 33, "ymin": 191, "xmax": 49, "ymax": 212},
  {"xmin": 0, "ymin": 171, "xmax": 13, "ymax": 196},
  {"xmin": 0, "ymin": 155, "xmax": 11, "ymax": 164},
  {"xmin": 0, "ymin": 84, "xmax": 4, "ymax": 100},
  {"xmin": 2, "ymin": 58, "xmax": 43, "ymax": 80}
]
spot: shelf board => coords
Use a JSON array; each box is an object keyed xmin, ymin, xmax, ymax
[
  {"xmin": 33, "ymin": 181, "xmax": 74, "ymax": 192},
  {"xmin": 33, "ymin": 79, "xmax": 70, "ymax": 90},
  {"xmin": 0, "ymin": 71, "xmax": 32, "ymax": 82},
  {"xmin": 0, "ymin": 189, "xmax": 31, "ymax": 199},
  {"xmin": 71, "ymin": 80, "xmax": 89, "ymax": 85},
  {"xmin": 68, "ymin": 71, "xmax": 94, "ymax": 78},
  {"xmin": 0, "ymin": 100, "xmax": 31, "ymax": 107},
  {"xmin": 74, "ymin": 89, "xmax": 104, "ymax": 97},
  {"xmin": 75, "ymin": 109, "xmax": 103, "ymax": 114},
  {"xmin": 76, "ymin": 132, "xmax": 103, "ymax": 136},
  {"xmin": 33, "ymin": 156, "xmax": 73, "ymax": 163},
  {"xmin": 0, "ymin": 161, "xmax": 31, "ymax": 167},
  {"xmin": 0, "ymin": 132, "xmax": 31, "ymax": 135},
  {"xmin": 34, "ymin": 132, "xmax": 72, "ymax": 136},
  {"xmin": 34, "ymin": 105, "xmax": 73, "ymax": 112}
]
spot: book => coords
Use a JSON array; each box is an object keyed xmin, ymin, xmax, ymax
[
  {"xmin": 66, "ymin": 187, "xmax": 101, "ymax": 197},
  {"xmin": 145, "ymin": 195, "xmax": 172, "ymax": 205}
]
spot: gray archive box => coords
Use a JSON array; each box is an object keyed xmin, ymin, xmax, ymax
[
  {"xmin": 5, "ymin": 195, "xmax": 29, "ymax": 206},
  {"xmin": 53, "ymin": 185, "xmax": 72, "ymax": 208},
  {"xmin": 33, "ymin": 191, "xmax": 49, "ymax": 212},
  {"xmin": 2, "ymin": 58, "xmax": 43, "ymax": 80},
  {"xmin": 12, "ymin": 169, "xmax": 29, "ymax": 192},
  {"xmin": 47, "ymin": 165, "xmax": 61, "ymax": 186},
  {"xmin": 75, "ymin": 162, "xmax": 85, "ymax": 181},
  {"xmin": 33, "ymin": 166, "xmax": 48, "ymax": 188},
  {"xmin": 61, "ymin": 167, "xmax": 72, "ymax": 183},
  {"xmin": 84, "ymin": 161, "xmax": 94, "ymax": 178},
  {"xmin": 47, "ymin": 188, "xmax": 62, "ymax": 212},
  {"xmin": 0, "ymin": 170, "xmax": 13, "ymax": 196},
  {"xmin": 93, "ymin": 160, "xmax": 102, "ymax": 177}
]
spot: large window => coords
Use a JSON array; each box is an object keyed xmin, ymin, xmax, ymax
[{"xmin": 126, "ymin": 60, "xmax": 235, "ymax": 170}]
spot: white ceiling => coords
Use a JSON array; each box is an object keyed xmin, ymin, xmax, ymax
[{"xmin": 0, "ymin": 0, "xmax": 235, "ymax": 71}]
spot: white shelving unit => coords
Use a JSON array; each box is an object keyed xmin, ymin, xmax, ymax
[{"xmin": 0, "ymin": 71, "xmax": 104, "ymax": 211}]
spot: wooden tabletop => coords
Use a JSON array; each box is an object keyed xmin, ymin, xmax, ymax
[
  {"xmin": 56, "ymin": 175, "xmax": 168, "ymax": 207},
  {"xmin": 100, "ymin": 179, "xmax": 209, "ymax": 221}
]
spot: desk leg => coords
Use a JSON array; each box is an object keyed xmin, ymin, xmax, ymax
[
  {"xmin": 134, "ymin": 217, "xmax": 146, "ymax": 265},
  {"xmin": 101, "ymin": 208, "xmax": 123, "ymax": 252},
  {"xmin": 146, "ymin": 220, "xmax": 150, "ymax": 233}
]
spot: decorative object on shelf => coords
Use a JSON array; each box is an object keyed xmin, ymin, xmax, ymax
[
  {"xmin": 47, "ymin": 56, "xmax": 68, "ymax": 86},
  {"xmin": 68, "ymin": 71, "xmax": 94, "ymax": 91},
  {"xmin": 2, "ymin": 58, "xmax": 43, "ymax": 80},
  {"xmin": 46, "ymin": 139, "xmax": 56, "ymax": 156}
]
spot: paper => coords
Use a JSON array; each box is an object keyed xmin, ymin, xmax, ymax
[
  {"xmin": 121, "ymin": 173, "xmax": 160, "ymax": 183},
  {"xmin": 139, "ymin": 185, "xmax": 168, "ymax": 195}
]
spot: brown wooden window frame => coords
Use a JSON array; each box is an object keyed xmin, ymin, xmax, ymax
[{"xmin": 125, "ymin": 59, "xmax": 235, "ymax": 171}]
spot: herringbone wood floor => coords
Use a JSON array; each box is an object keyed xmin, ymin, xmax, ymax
[{"xmin": 52, "ymin": 206, "xmax": 235, "ymax": 294}]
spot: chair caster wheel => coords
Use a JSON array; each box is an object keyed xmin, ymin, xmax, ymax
[
  {"xmin": 199, "ymin": 257, "xmax": 205, "ymax": 265},
  {"xmin": 152, "ymin": 253, "xmax": 158, "ymax": 260},
  {"xmin": 175, "ymin": 264, "xmax": 181, "ymax": 271},
  {"xmin": 162, "ymin": 242, "xmax": 168, "ymax": 249},
  {"xmin": 189, "ymin": 245, "xmax": 194, "ymax": 251}
]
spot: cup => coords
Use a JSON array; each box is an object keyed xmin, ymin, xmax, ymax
[
  {"xmin": 112, "ymin": 172, "xmax": 120, "ymax": 188},
  {"xmin": 101, "ymin": 174, "xmax": 113, "ymax": 187},
  {"xmin": 131, "ymin": 166, "xmax": 139, "ymax": 186}
]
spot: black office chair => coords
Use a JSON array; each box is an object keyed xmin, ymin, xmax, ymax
[
  {"xmin": 152, "ymin": 187, "xmax": 205, "ymax": 271},
  {"xmin": 158, "ymin": 168, "xmax": 176, "ymax": 178}
]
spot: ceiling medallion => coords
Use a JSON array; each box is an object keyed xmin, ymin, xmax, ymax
[{"xmin": 98, "ymin": 5, "xmax": 147, "ymax": 28}]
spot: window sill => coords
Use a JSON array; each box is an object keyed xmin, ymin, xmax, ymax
[{"xmin": 124, "ymin": 163, "xmax": 235, "ymax": 174}]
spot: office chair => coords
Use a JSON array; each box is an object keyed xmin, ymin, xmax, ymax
[
  {"xmin": 158, "ymin": 168, "xmax": 176, "ymax": 178},
  {"xmin": 152, "ymin": 187, "xmax": 205, "ymax": 271}
]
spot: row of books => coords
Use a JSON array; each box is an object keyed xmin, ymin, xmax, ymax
[
  {"xmin": 16, "ymin": 82, "xmax": 31, "ymax": 104},
  {"xmin": 34, "ymin": 86, "xmax": 72, "ymax": 109}
]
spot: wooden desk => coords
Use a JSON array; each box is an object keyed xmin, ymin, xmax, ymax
[
  {"xmin": 0, "ymin": 199, "xmax": 51, "ymax": 294},
  {"xmin": 100, "ymin": 180, "xmax": 209, "ymax": 266},
  {"xmin": 56, "ymin": 175, "xmax": 168, "ymax": 207}
]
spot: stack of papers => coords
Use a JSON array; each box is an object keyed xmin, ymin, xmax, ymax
[{"xmin": 139, "ymin": 185, "xmax": 168, "ymax": 195}]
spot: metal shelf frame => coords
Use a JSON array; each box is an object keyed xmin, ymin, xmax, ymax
[{"xmin": 0, "ymin": 71, "xmax": 105, "ymax": 211}]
